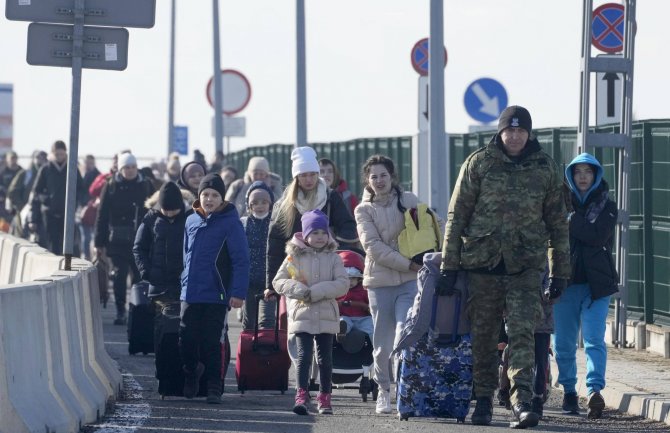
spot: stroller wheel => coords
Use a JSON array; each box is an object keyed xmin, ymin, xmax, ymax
[{"xmin": 371, "ymin": 381, "xmax": 379, "ymax": 401}]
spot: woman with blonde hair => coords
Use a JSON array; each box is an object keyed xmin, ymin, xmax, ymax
[{"xmin": 266, "ymin": 147, "xmax": 358, "ymax": 295}]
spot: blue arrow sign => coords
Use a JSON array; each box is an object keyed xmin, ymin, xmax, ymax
[
  {"xmin": 463, "ymin": 78, "xmax": 508, "ymax": 123},
  {"xmin": 172, "ymin": 126, "xmax": 188, "ymax": 155}
]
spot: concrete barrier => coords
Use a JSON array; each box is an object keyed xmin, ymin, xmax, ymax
[{"xmin": 0, "ymin": 233, "xmax": 121, "ymax": 433}]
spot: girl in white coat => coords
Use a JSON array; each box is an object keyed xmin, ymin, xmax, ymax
[{"xmin": 273, "ymin": 210, "xmax": 349, "ymax": 416}]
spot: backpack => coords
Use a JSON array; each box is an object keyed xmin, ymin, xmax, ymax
[{"xmin": 397, "ymin": 203, "xmax": 442, "ymax": 265}]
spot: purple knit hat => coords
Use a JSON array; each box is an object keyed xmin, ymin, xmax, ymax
[{"xmin": 301, "ymin": 209, "xmax": 329, "ymax": 239}]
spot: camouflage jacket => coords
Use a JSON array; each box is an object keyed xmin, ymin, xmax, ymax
[{"xmin": 441, "ymin": 136, "xmax": 570, "ymax": 279}]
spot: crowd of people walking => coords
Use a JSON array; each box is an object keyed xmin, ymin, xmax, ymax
[{"xmin": 0, "ymin": 105, "xmax": 617, "ymax": 426}]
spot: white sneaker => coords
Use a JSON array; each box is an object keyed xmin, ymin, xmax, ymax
[{"xmin": 375, "ymin": 389, "xmax": 392, "ymax": 414}]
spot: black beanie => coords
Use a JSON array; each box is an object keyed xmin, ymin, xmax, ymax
[
  {"xmin": 497, "ymin": 105, "xmax": 532, "ymax": 135},
  {"xmin": 198, "ymin": 173, "xmax": 226, "ymax": 198},
  {"xmin": 158, "ymin": 181, "xmax": 183, "ymax": 211}
]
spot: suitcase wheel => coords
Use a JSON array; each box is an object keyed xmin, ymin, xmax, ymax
[
  {"xmin": 161, "ymin": 395, "xmax": 165, "ymax": 400},
  {"xmin": 457, "ymin": 417, "xmax": 465, "ymax": 424},
  {"xmin": 281, "ymin": 390, "xmax": 285, "ymax": 395},
  {"xmin": 399, "ymin": 413, "xmax": 409, "ymax": 421}
]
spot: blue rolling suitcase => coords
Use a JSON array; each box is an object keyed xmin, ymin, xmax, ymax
[{"xmin": 396, "ymin": 285, "xmax": 473, "ymax": 422}]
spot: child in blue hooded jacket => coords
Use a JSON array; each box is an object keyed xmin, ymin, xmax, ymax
[
  {"xmin": 180, "ymin": 173, "xmax": 250, "ymax": 404},
  {"xmin": 553, "ymin": 153, "xmax": 618, "ymax": 419}
]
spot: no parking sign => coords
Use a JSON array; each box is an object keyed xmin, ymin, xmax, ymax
[{"xmin": 592, "ymin": 3, "xmax": 624, "ymax": 53}]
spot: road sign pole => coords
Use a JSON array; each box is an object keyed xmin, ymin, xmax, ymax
[
  {"xmin": 63, "ymin": 0, "xmax": 86, "ymax": 270},
  {"xmin": 168, "ymin": 0, "xmax": 176, "ymax": 157},
  {"xmin": 296, "ymin": 0, "xmax": 307, "ymax": 148},
  {"xmin": 429, "ymin": 0, "xmax": 448, "ymax": 218},
  {"xmin": 212, "ymin": 0, "xmax": 224, "ymax": 155}
]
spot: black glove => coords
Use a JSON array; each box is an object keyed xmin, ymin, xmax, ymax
[
  {"xmin": 544, "ymin": 278, "xmax": 567, "ymax": 300},
  {"xmin": 435, "ymin": 269, "xmax": 458, "ymax": 296}
]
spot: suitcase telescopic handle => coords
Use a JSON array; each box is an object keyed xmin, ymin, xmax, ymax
[
  {"xmin": 431, "ymin": 286, "xmax": 462, "ymax": 344},
  {"xmin": 253, "ymin": 293, "xmax": 281, "ymax": 351}
]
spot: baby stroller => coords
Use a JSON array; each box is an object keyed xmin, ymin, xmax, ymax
[{"xmin": 331, "ymin": 327, "xmax": 378, "ymax": 402}]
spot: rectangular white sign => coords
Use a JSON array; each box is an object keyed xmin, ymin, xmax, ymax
[
  {"xmin": 211, "ymin": 116, "xmax": 246, "ymax": 137},
  {"xmin": 0, "ymin": 84, "xmax": 13, "ymax": 151}
]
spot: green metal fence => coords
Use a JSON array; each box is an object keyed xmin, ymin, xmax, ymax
[{"xmin": 227, "ymin": 120, "xmax": 670, "ymax": 325}]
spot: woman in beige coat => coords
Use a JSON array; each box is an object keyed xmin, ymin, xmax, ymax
[
  {"xmin": 273, "ymin": 210, "xmax": 348, "ymax": 416},
  {"xmin": 354, "ymin": 155, "xmax": 421, "ymax": 414}
]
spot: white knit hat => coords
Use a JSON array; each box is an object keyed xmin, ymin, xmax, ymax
[
  {"xmin": 247, "ymin": 156, "xmax": 270, "ymax": 175},
  {"xmin": 291, "ymin": 146, "xmax": 319, "ymax": 178},
  {"xmin": 117, "ymin": 152, "xmax": 137, "ymax": 169}
]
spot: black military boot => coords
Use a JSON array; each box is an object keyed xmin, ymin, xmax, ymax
[
  {"xmin": 471, "ymin": 396, "xmax": 493, "ymax": 425},
  {"xmin": 511, "ymin": 402, "xmax": 540, "ymax": 428}
]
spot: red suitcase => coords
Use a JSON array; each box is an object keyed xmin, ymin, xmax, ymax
[{"xmin": 236, "ymin": 294, "xmax": 291, "ymax": 393}]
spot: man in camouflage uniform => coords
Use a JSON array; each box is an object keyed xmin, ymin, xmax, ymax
[{"xmin": 436, "ymin": 106, "xmax": 570, "ymax": 428}]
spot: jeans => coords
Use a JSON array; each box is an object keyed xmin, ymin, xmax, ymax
[
  {"xmin": 179, "ymin": 302, "xmax": 227, "ymax": 393},
  {"xmin": 553, "ymin": 283, "xmax": 610, "ymax": 395},
  {"xmin": 367, "ymin": 279, "xmax": 417, "ymax": 390},
  {"xmin": 80, "ymin": 224, "xmax": 93, "ymax": 260},
  {"xmin": 294, "ymin": 332, "xmax": 333, "ymax": 393}
]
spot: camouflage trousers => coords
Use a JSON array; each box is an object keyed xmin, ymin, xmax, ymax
[{"xmin": 468, "ymin": 269, "xmax": 542, "ymax": 405}]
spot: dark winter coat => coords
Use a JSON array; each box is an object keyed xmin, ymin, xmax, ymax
[
  {"xmin": 30, "ymin": 161, "xmax": 86, "ymax": 224},
  {"xmin": 94, "ymin": 173, "xmax": 154, "ymax": 255},
  {"xmin": 181, "ymin": 201, "xmax": 249, "ymax": 304},
  {"xmin": 133, "ymin": 208, "xmax": 187, "ymax": 298},
  {"xmin": 565, "ymin": 154, "xmax": 619, "ymax": 301},
  {"xmin": 7, "ymin": 164, "xmax": 39, "ymax": 211},
  {"xmin": 0, "ymin": 164, "xmax": 21, "ymax": 190},
  {"xmin": 83, "ymin": 167, "xmax": 101, "ymax": 192},
  {"xmin": 242, "ymin": 214, "xmax": 271, "ymax": 289},
  {"xmin": 266, "ymin": 184, "xmax": 359, "ymax": 288}
]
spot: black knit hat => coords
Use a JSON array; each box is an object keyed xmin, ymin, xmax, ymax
[
  {"xmin": 158, "ymin": 181, "xmax": 183, "ymax": 211},
  {"xmin": 497, "ymin": 105, "xmax": 532, "ymax": 135},
  {"xmin": 198, "ymin": 173, "xmax": 226, "ymax": 198}
]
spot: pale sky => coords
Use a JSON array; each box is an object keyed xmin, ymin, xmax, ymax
[{"xmin": 1, "ymin": 0, "xmax": 669, "ymax": 163}]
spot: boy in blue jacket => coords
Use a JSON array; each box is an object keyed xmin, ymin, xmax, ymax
[{"xmin": 180, "ymin": 173, "xmax": 250, "ymax": 404}]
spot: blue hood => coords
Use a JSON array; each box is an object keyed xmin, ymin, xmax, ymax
[{"xmin": 565, "ymin": 153, "xmax": 604, "ymax": 204}]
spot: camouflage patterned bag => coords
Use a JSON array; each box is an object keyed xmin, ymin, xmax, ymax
[{"xmin": 396, "ymin": 284, "xmax": 473, "ymax": 422}]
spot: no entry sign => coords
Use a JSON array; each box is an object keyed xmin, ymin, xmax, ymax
[
  {"xmin": 206, "ymin": 69, "xmax": 251, "ymax": 115},
  {"xmin": 592, "ymin": 3, "xmax": 624, "ymax": 53}
]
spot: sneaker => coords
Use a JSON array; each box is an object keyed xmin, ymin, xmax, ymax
[
  {"xmin": 512, "ymin": 402, "xmax": 540, "ymax": 428},
  {"xmin": 316, "ymin": 392, "xmax": 333, "ymax": 415},
  {"xmin": 375, "ymin": 389, "xmax": 392, "ymax": 414},
  {"xmin": 207, "ymin": 388, "xmax": 222, "ymax": 405},
  {"xmin": 182, "ymin": 362, "xmax": 205, "ymax": 399},
  {"xmin": 562, "ymin": 392, "xmax": 580, "ymax": 415},
  {"xmin": 587, "ymin": 391, "xmax": 605, "ymax": 419},
  {"xmin": 531, "ymin": 396, "xmax": 544, "ymax": 419},
  {"xmin": 113, "ymin": 314, "xmax": 127, "ymax": 326},
  {"xmin": 471, "ymin": 396, "xmax": 493, "ymax": 425},
  {"xmin": 293, "ymin": 388, "xmax": 310, "ymax": 415}
]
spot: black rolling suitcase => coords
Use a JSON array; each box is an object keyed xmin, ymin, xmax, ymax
[
  {"xmin": 155, "ymin": 302, "xmax": 231, "ymax": 399},
  {"xmin": 127, "ymin": 281, "xmax": 154, "ymax": 355}
]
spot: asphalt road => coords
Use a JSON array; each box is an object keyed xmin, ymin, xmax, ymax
[{"xmin": 83, "ymin": 303, "xmax": 669, "ymax": 433}]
